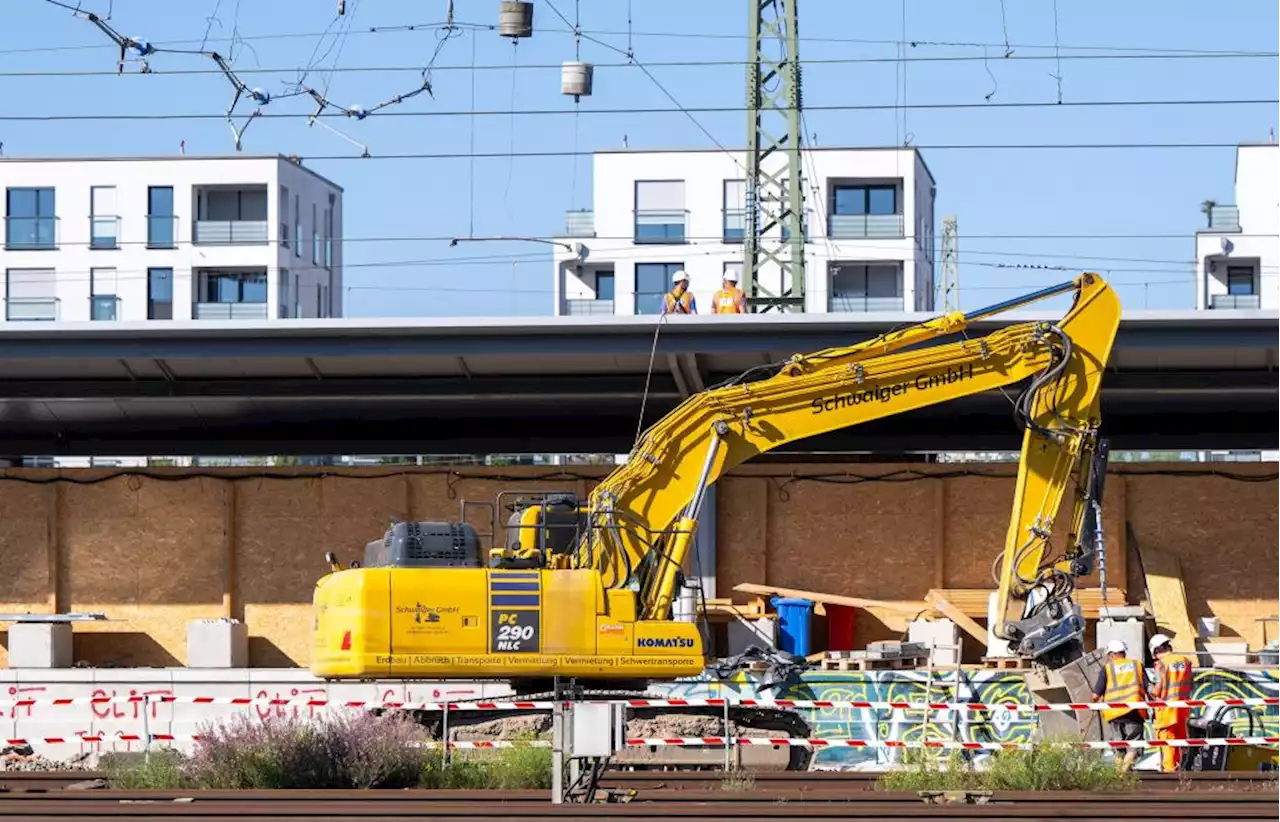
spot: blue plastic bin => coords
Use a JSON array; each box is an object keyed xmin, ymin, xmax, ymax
[{"xmin": 771, "ymin": 596, "xmax": 814, "ymax": 657}]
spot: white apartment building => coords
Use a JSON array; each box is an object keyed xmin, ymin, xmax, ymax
[
  {"xmin": 552, "ymin": 147, "xmax": 936, "ymax": 315},
  {"xmin": 1194, "ymin": 142, "xmax": 1278, "ymax": 310},
  {"xmin": 0, "ymin": 155, "xmax": 343, "ymax": 324}
]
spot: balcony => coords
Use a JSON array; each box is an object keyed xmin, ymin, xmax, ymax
[
  {"xmin": 90, "ymin": 216, "xmax": 120, "ymax": 249},
  {"xmin": 563, "ymin": 298, "xmax": 615, "ymax": 315},
  {"xmin": 4, "ymin": 216, "xmax": 58, "ymax": 250},
  {"xmin": 194, "ymin": 220, "xmax": 269, "ymax": 245},
  {"xmin": 90, "ymin": 295, "xmax": 120, "ymax": 321},
  {"xmin": 193, "ymin": 302, "xmax": 269, "ymax": 320},
  {"xmin": 829, "ymin": 295, "xmax": 904, "ymax": 313},
  {"xmin": 565, "ymin": 210, "xmax": 595, "ymax": 237},
  {"xmin": 1210, "ymin": 293, "xmax": 1260, "ymax": 309},
  {"xmin": 634, "ymin": 210, "xmax": 688, "ymax": 244},
  {"xmin": 148, "ymin": 215, "xmax": 178, "ymax": 249},
  {"xmin": 829, "ymin": 213, "xmax": 904, "ymax": 239},
  {"xmin": 1201, "ymin": 205, "xmax": 1241, "ymax": 232},
  {"xmin": 5, "ymin": 296, "xmax": 59, "ymax": 321}
]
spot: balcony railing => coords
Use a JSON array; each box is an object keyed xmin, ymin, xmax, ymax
[
  {"xmin": 4, "ymin": 216, "xmax": 59, "ymax": 250},
  {"xmin": 90, "ymin": 216, "xmax": 121, "ymax": 249},
  {"xmin": 565, "ymin": 210, "xmax": 595, "ymax": 237},
  {"xmin": 148, "ymin": 215, "xmax": 177, "ymax": 248},
  {"xmin": 1210, "ymin": 293, "xmax": 1260, "ymax": 309},
  {"xmin": 723, "ymin": 208, "xmax": 746, "ymax": 243},
  {"xmin": 90, "ymin": 295, "xmax": 120, "ymax": 321},
  {"xmin": 828, "ymin": 213, "xmax": 904, "ymax": 239},
  {"xmin": 829, "ymin": 295, "xmax": 904, "ymax": 313},
  {"xmin": 193, "ymin": 301, "xmax": 269, "ymax": 319},
  {"xmin": 193, "ymin": 219, "xmax": 269, "ymax": 245},
  {"xmin": 1203, "ymin": 205, "xmax": 1241, "ymax": 231},
  {"xmin": 634, "ymin": 210, "xmax": 688, "ymax": 244},
  {"xmin": 563, "ymin": 298, "xmax": 615, "ymax": 315},
  {"xmin": 5, "ymin": 296, "xmax": 60, "ymax": 321}
]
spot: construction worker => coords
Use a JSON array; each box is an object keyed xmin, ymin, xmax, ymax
[
  {"xmin": 1149, "ymin": 633, "xmax": 1195, "ymax": 773},
  {"xmin": 712, "ymin": 269, "xmax": 747, "ymax": 314},
  {"xmin": 663, "ymin": 269, "xmax": 697, "ymax": 314},
  {"xmin": 1091, "ymin": 639, "xmax": 1150, "ymax": 772}
]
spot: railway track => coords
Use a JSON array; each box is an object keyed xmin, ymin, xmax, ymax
[{"xmin": 0, "ymin": 791, "xmax": 1273, "ymax": 820}]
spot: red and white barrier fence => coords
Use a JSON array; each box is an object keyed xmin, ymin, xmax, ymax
[
  {"xmin": 0, "ymin": 695, "xmax": 1274, "ymax": 713},
  {"xmin": 6, "ymin": 734, "xmax": 1276, "ymax": 750}
]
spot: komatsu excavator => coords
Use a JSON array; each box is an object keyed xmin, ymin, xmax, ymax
[{"xmin": 311, "ymin": 273, "xmax": 1122, "ymax": 766}]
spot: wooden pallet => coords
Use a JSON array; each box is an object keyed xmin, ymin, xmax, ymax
[
  {"xmin": 980, "ymin": 656, "xmax": 1024, "ymax": 669},
  {"xmin": 820, "ymin": 655, "xmax": 928, "ymax": 671}
]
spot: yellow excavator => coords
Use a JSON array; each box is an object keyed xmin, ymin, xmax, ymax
[{"xmin": 311, "ymin": 272, "xmax": 1122, "ymax": 762}]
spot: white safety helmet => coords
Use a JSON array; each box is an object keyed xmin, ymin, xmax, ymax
[
  {"xmin": 723, "ymin": 269, "xmax": 738, "ymax": 282},
  {"xmin": 672, "ymin": 269, "xmax": 690, "ymax": 283},
  {"xmin": 1105, "ymin": 639, "xmax": 1128, "ymax": 655},
  {"xmin": 1149, "ymin": 633, "xmax": 1172, "ymax": 654}
]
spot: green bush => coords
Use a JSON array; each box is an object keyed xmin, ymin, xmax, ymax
[
  {"xmin": 878, "ymin": 736, "xmax": 1139, "ymax": 793},
  {"xmin": 105, "ymin": 714, "xmax": 553, "ymax": 791}
]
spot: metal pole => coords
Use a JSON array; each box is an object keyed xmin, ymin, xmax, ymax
[
  {"xmin": 722, "ymin": 688, "xmax": 732, "ymax": 771},
  {"xmin": 142, "ymin": 694, "xmax": 151, "ymax": 763},
  {"xmin": 551, "ymin": 679, "xmax": 565, "ymax": 804},
  {"xmin": 441, "ymin": 702, "xmax": 450, "ymax": 767}
]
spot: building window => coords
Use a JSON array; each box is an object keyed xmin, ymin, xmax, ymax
[
  {"xmin": 5, "ymin": 268, "xmax": 57, "ymax": 320},
  {"xmin": 635, "ymin": 262, "xmax": 683, "ymax": 314},
  {"xmin": 148, "ymin": 267, "xmax": 173, "ymax": 320},
  {"xmin": 325, "ymin": 193, "xmax": 335, "ymax": 269},
  {"xmin": 280, "ymin": 186, "xmax": 291, "ymax": 249},
  {"xmin": 5, "ymin": 187, "xmax": 56, "ymax": 249},
  {"xmin": 833, "ymin": 184, "xmax": 897, "ymax": 215},
  {"xmin": 278, "ymin": 268, "xmax": 291, "ymax": 317},
  {"xmin": 723, "ymin": 179, "xmax": 746, "ymax": 243},
  {"xmin": 829, "ymin": 262, "xmax": 903, "ymax": 312},
  {"xmin": 90, "ymin": 186, "xmax": 119, "ymax": 249},
  {"xmin": 90, "ymin": 268, "xmax": 118, "ymax": 320},
  {"xmin": 596, "ymin": 271, "xmax": 615, "ymax": 301},
  {"xmin": 311, "ymin": 203, "xmax": 320, "ymax": 263},
  {"xmin": 1227, "ymin": 266, "xmax": 1256, "ymax": 295},
  {"xmin": 198, "ymin": 270, "xmax": 268, "ymax": 303},
  {"xmin": 294, "ymin": 194, "xmax": 302, "ymax": 259},
  {"xmin": 634, "ymin": 181, "xmax": 686, "ymax": 244},
  {"xmin": 147, "ymin": 186, "xmax": 175, "ymax": 248}
]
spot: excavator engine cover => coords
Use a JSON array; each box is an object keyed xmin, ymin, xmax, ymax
[{"xmin": 363, "ymin": 521, "xmax": 482, "ymax": 568}]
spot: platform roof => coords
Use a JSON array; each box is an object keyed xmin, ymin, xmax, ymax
[{"xmin": 0, "ymin": 309, "xmax": 1274, "ymax": 456}]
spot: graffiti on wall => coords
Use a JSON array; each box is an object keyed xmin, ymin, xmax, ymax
[{"xmin": 651, "ymin": 667, "xmax": 1280, "ymax": 769}]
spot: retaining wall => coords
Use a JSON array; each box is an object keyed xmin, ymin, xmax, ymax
[{"xmin": 0, "ymin": 463, "xmax": 1274, "ymax": 668}]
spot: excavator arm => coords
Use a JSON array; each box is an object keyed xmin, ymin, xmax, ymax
[{"xmin": 564, "ymin": 273, "xmax": 1121, "ymax": 657}]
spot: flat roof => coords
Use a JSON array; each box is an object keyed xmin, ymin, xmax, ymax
[
  {"xmin": 0, "ymin": 154, "xmax": 344, "ymax": 191},
  {"xmin": 0, "ymin": 310, "xmax": 1273, "ymax": 456}
]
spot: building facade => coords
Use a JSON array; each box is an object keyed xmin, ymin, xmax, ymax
[
  {"xmin": 1194, "ymin": 143, "xmax": 1278, "ymax": 311},
  {"xmin": 1, "ymin": 155, "xmax": 343, "ymax": 324},
  {"xmin": 552, "ymin": 147, "xmax": 936, "ymax": 315}
]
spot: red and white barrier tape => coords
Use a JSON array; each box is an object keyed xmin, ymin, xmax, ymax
[
  {"xmin": 0, "ymin": 695, "xmax": 1274, "ymax": 712},
  {"xmin": 9, "ymin": 734, "xmax": 1275, "ymax": 750}
]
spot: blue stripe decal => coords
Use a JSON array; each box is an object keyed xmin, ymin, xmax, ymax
[
  {"xmin": 490, "ymin": 594, "xmax": 541, "ymax": 607},
  {"xmin": 491, "ymin": 572, "xmax": 540, "ymax": 579},
  {"xmin": 490, "ymin": 582, "xmax": 540, "ymax": 592}
]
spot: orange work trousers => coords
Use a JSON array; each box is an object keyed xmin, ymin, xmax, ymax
[{"xmin": 1155, "ymin": 713, "xmax": 1190, "ymax": 772}]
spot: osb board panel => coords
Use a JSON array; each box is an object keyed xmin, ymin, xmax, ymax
[
  {"xmin": 716, "ymin": 478, "xmax": 769, "ymax": 600},
  {"xmin": 1125, "ymin": 473, "xmax": 1279, "ymax": 648},
  {"xmin": 942, "ymin": 472, "xmax": 1124, "ymax": 592},
  {"xmin": 0, "ymin": 482, "xmax": 52, "ymax": 612}
]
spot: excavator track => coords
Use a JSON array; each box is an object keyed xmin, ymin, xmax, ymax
[{"xmin": 391, "ymin": 687, "xmax": 815, "ymax": 771}]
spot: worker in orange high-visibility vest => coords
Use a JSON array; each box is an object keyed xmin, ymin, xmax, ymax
[
  {"xmin": 663, "ymin": 269, "xmax": 697, "ymax": 314},
  {"xmin": 712, "ymin": 269, "xmax": 747, "ymax": 314},
  {"xmin": 1091, "ymin": 639, "xmax": 1151, "ymax": 772},
  {"xmin": 1148, "ymin": 633, "xmax": 1195, "ymax": 773}
]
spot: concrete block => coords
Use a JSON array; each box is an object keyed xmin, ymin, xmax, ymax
[
  {"xmin": 908, "ymin": 618, "xmax": 961, "ymax": 666},
  {"xmin": 1200, "ymin": 640, "xmax": 1249, "ymax": 667},
  {"xmin": 1098, "ymin": 606, "xmax": 1145, "ymax": 620},
  {"xmin": 9, "ymin": 623, "xmax": 73, "ymax": 668},
  {"xmin": 186, "ymin": 620, "xmax": 248, "ymax": 668},
  {"xmin": 1096, "ymin": 614, "xmax": 1144, "ymax": 660},
  {"xmin": 727, "ymin": 616, "xmax": 777, "ymax": 655},
  {"xmin": 985, "ymin": 592, "xmax": 1012, "ymax": 658}
]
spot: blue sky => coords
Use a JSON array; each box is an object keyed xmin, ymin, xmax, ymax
[{"xmin": 2, "ymin": 0, "xmax": 1276, "ymax": 317}]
